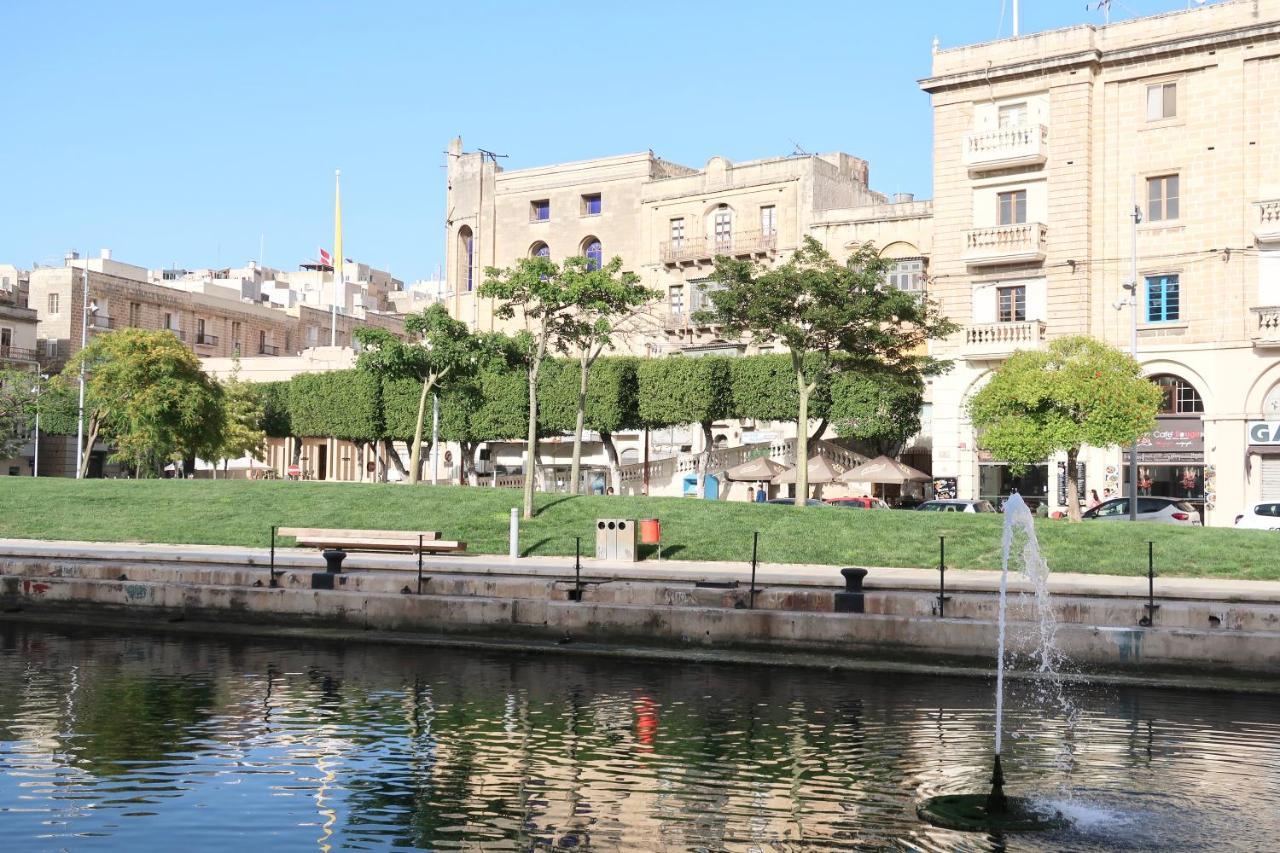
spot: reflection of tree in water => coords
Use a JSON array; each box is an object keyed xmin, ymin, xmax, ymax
[{"xmin": 71, "ymin": 674, "xmax": 217, "ymax": 776}]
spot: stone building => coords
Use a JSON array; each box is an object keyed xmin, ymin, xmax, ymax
[{"xmin": 920, "ymin": 0, "xmax": 1280, "ymax": 524}]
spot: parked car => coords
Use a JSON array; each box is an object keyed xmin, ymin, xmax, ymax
[
  {"xmin": 765, "ymin": 498, "xmax": 827, "ymax": 507},
  {"xmin": 1081, "ymin": 496, "xmax": 1202, "ymax": 526},
  {"xmin": 916, "ymin": 499, "xmax": 997, "ymax": 513},
  {"xmin": 826, "ymin": 496, "xmax": 890, "ymax": 509},
  {"xmin": 1234, "ymin": 502, "xmax": 1280, "ymax": 530}
]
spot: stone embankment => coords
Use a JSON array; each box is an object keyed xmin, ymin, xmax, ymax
[{"xmin": 1, "ymin": 539, "xmax": 1278, "ymax": 689}]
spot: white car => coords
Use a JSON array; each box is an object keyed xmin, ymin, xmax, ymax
[
  {"xmin": 916, "ymin": 499, "xmax": 997, "ymax": 513},
  {"xmin": 1082, "ymin": 496, "xmax": 1202, "ymax": 526},
  {"xmin": 1234, "ymin": 503, "xmax": 1280, "ymax": 530}
]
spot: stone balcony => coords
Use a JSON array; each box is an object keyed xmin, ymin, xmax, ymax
[
  {"xmin": 1255, "ymin": 200, "xmax": 1280, "ymax": 244},
  {"xmin": 963, "ymin": 222, "xmax": 1047, "ymax": 267},
  {"xmin": 660, "ymin": 230, "xmax": 777, "ymax": 266},
  {"xmin": 963, "ymin": 320, "xmax": 1047, "ymax": 359},
  {"xmin": 1251, "ymin": 307, "xmax": 1280, "ymax": 348},
  {"xmin": 962, "ymin": 123, "xmax": 1048, "ymax": 173}
]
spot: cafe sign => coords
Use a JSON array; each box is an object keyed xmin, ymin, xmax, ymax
[{"xmin": 1125, "ymin": 416, "xmax": 1204, "ymax": 464}]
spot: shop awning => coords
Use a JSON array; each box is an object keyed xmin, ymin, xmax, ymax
[{"xmin": 1248, "ymin": 444, "xmax": 1280, "ymax": 456}]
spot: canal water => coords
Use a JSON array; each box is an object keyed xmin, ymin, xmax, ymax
[{"xmin": 1, "ymin": 624, "xmax": 1277, "ymax": 852}]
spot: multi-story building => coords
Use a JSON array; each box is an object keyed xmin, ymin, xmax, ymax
[
  {"xmin": 0, "ymin": 286, "xmax": 42, "ymax": 478},
  {"xmin": 921, "ymin": 0, "xmax": 1280, "ymax": 524}
]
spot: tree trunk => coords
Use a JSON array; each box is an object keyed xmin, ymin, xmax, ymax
[
  {"xmin": 794, "ymin": 357, "xmax": 811, "ymax": 507},
  {"xmin": 696, "ymin": 421, "xmax": 713, "ymax": 499},
  {"xmin": 600, "ymin": 430, "xmax": 621, "ymax": 494},
  {"xmin": 523, "ymin": 336, "xmax": 548, "ymax": 520},
  {"xmin": 408, "ymin": 372, "xmax": 438, "ymax": 486},
  {"xmin": 383, "ymin": 439, "xmax": 407, "ymax": 478},
  {"xmin": 568, "ymin": 348, "xmax": 591, "ymax": 496},
  {"xmin": 1066, "ymin": 446, "xmax": 1082, "ymax": 522},
  {"xmin": 78, "ymin": 416, "xmax": 100, "ymax": 480},
  {"xmin": 462, "ymin": 441, "xmax": 478, "ymax": 486},
  {"xmin": 808, "ymin": 418, "xmax": 828, "ymax": 444}
]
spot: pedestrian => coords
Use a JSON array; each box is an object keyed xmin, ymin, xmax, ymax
[
  {"xmin": 754, "ymin": 483, "xmax": 766, "ymax": 503},
  {"xmin": 606, "ymin": 487, "xmax": 615, "ymax": 495},
  {"xmin": 1103, "ymin": 487, "xmax": 1114, "ymax": 499},
  {"xmin": 1088, "ymin": 489, "xmax": 1101, "ymax": 509}
]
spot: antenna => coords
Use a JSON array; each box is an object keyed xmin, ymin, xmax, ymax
[
  {"xmin": 790, "ymin": 139, "xmax": 810, "ymax": 157},
  {"xmin": 1087, "ymin": 0, "xmax": 1112, "ymax": 25}
]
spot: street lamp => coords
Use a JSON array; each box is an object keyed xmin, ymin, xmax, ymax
[
  {"xmin": 31, "ymin": 373, "xmax": 47, "ymax": 477},
  {"xmin": 74, "ymin": 259, "xmax": 97, "ymax": 479}
]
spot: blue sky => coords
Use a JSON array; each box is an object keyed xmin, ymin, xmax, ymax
[{"xmin": 1, "ymin": 1, "xmax": 1215, "ymax": 283}]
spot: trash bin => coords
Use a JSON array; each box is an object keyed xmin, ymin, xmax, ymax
[
  {"xmin": 638, "ymin": 518, "xmax": 661, "ymax": 545},
  {"xmin": 595, "ymin": 519, "xmax": 638, "ymax": 560}
]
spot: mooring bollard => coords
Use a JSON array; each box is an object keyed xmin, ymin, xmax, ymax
[
  {"xmin": 509, "ymin": 507, "xmax": 519, "ymax": 559},
  {"xmin": 937, "ymin": 535, "xmax": 950, "ymax": 618},
  {"xmin": 834, "ymin": 567, "xmax": 869, "ymax": 614},
  {"xmin": 749, "ymin": 531, "xmax": 759, "ymax": 610},
  {"xmin": 1139, "ymin": 540, "xmax": 1158, "ymax": 627}
]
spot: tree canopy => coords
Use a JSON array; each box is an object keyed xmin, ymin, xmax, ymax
[{"xmin": 0, "ymin": 369, "xmax": 39, "ymax": 460}]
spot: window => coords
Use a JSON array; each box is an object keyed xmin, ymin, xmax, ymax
[
  {"xmin": 232, "ymin": 320, "xmax": 242, "ymax": 344},
  {"xmin": 670, "ymin": 217, "xmax": 685, "ymax": 248},
  {"xmin": 669, "ymin": 285, "xmax": 684, "ymax": 316},
  {"xmin": 1, "ymin": 276, "xmax": 9, "ymax": 289},
  {"xmin": 531, "ymin": 199, "xmax": 550, "ymax": 221},
  {"xmin": 714, "ymin": 208, "xmax": 732, "ymax": 249},
  {"xmin": 1152, "ymin": 374, "xmax": 1203, "ymax": 414},
  {"xmin": 164, "ymin": 311, "xmax": 178, "ymax": 331},
  {"xmin": 48, "ymin": 293, "xmax": 60, "ymax": 314},
  {"xmin": 457, "ymin": 226, "xmax": 474, "ymax": 292},
  {"xmin": 129, "ymin": 302, "xmax": 141, "ymax": 326},
  {"xmin": 530, "ymin": 242, "xmax": 550, "ymax": 259},
  {"xmin": 1147, "ymin": 175, "xmax": 1179, "ymax": 222},
  {"xmin": 886, "ymin": 258, "xmax": 926, "ymax": 294},
  {"xmin": 760, "ymin": 205, "xmax": 777, "ymax": 236},
  {"xmin": 197, "ymin": 318, "xmax": 206, "ymax": 341},
  {"xmin": 1, "ymin": 327, "xmax": 11, "ymax": 351},
  {"xmin": 1147, "ymin": 82, "xmax": 1176, "ymax": 120},
  {"xmin": 582, "ymin": 193, "xmax": 601, "ymax": 216},
  {"xmin": 998, "ymin": 190, "xmax": 1027, "ymax": 225},
  {"xmin": 45, "ymin": 339, "xmax": 58, "ymax": 358},
  {"xmin": 1145, "ymin": 274, "xmax": 1180, "ymax": 323},
  {"xmin": 998, "ymin": 102, "xmax": 1027, "ymax": 128},
  {"xmin": 584, "ymin": 238, "xmax": 602, "ymax": 270},
  {"xmin": 997, "ymin": 285, "xmax": 1026, "ymax": 322}
]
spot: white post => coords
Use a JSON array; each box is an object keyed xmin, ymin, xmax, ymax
[
  {"xmin": 430, "ymin": 393, "xmax": 440, "ymax": 485},
  {"xmin": 508, "ymin": 506, "xmax": 519, "ymax": 559},
  {"xmin": 1012, "ymin": 0, "xmax": 1019, "ymax": 36},
  {"xmin": 32, "ymin": 376, "xmax": 40, "ymax": 478},
  {"xmin": 75, "ymin": 265, "xmax": 89, "ymax": 479},
  {"xmin": 1128, "ymin": 174, "xmax": 1141, "ymax": 521}
]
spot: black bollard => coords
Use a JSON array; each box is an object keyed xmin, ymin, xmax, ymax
[
  {"xmin": 1139, "ymin": 540, "xmax": 1158, "ymax": 627},
  {"xmin": 937, "ymin": 535, "xmax": 950, "ymax": 617},
  {"xmin": 570, "ymin": 536, "xmax": 583, "ymax": 601},
  {"xmin": 834, "ymin": 567, "xmax": 869, "ymax": 613},
  {"xmin": 987, "ymin": 753, "xmax": 1008, "ymax": 815},
  {"xmin": 322, "ymin": 548, "xmax": 347, "ymax": 574},
  {"xmin": 749, "ymin": 532, "xmax": 759, "ymax": 610},
  {"xmin": 417, "ymin": 535, "xmax": 424, "ymax": 595},
  {"xmin": 269, "ymin": 525, "xmax": 278, "ymax": 588}
]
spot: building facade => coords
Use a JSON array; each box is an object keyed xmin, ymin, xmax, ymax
[{"xmin": 921, "ymin": 0, "xmax": 1280, "ymax": 524}]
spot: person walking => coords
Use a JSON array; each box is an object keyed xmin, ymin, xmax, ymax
[
  {"xmin": 1088, "ymin": 489, "xmax": 1101, "ymax": 509},
  {"xmin": 754, "ymin": 483, "xmax": 766, "ymax": 503}
]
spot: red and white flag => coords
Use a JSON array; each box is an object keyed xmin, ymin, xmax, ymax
[{"xmin": 319, "ymin": 248, "xmax": 332, "ymax": 266}]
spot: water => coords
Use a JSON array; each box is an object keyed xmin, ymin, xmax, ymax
[{"xmin": 2, "ymin": 624, "xmax": 1279, "ymax": 852}]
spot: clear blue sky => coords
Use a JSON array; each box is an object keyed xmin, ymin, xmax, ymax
[{"xmin": 0, "ymin": 0, "xmax": 1213, "ymax": 283}]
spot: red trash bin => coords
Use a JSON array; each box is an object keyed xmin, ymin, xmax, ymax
[{"xmin": 638, "ymin": 518, "xmax": 661, "ymax": 545}]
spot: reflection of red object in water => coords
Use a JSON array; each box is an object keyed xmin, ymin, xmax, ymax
[{"xmin": 635, "ymin": 696, "xmax": 659, "ymax": 752}]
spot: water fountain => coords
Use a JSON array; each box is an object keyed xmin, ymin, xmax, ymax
[{"xmin": 917, "ymin": 493, "xmax": 1069, "ymax": 833}]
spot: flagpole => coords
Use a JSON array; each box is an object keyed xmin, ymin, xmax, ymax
[{"xmin": 332, "ymin": 169, "xmax": 342, "ymax": 347}]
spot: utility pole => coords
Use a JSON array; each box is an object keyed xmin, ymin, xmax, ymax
[
  {"xmin": 1128, "ymin": 175, "xmax": 1141, "ymax": 521},
  {"xmin": 75, "ymin": 263, "xmax": 90, "ymax": 479},
  {"xmin": 1012, "ymin": 0, "xmax": 1019, "ymax": 36},
  {"xmin": 430, "ymin": 393, "xmax": 440, "ymax": 485}
]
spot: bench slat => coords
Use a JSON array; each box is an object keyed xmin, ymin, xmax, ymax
[
  {"xmin": 278, "ymin": 527, "xmax": 440, "ymax": 541},
  {"xmin": 292, "ymin": 536, "xmax": 466, "ymax": 553}
]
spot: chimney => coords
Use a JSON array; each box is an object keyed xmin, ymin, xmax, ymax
[
  {"xmin": 893, "ymin": 192, "xmax": 915, "ymax": 204},
  {"xmin": 100, "ymin": 248, "xmax": 112, "ymax": 260},
  {"xmin": 64, "ymin": 251, "xmax": 80, "ymax": 265}
]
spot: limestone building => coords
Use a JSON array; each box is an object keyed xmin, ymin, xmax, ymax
[{"xmin": 920, "ymin": 0, "xmax": 1280, "ymax": 524}]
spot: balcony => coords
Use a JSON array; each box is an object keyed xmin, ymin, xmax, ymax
[
  {"xmin": 963, "ymin": 320, "xmax": 1047, "ymax": 359},
  {"xmin": 165, "ymin": 328, "xmax": 187, "ymax": 341},
  {"xmin": 195, "ymin": 333, "xmax": 220, "ymax": 348},
  {"xmin": 1255, "ymin": 200, "xmax": 1280, "ymax": 244},
  {"xmin": 88, "ymin": 314, "xmax": 115, "ymax": 330},
  {"xmin": 963, "ymin": 124, "xmax": 1048, "ymax": 173},
  {"xmin": 660, "ymin": 230, "xmax": 777, "ymax": 265},
  {"xmin": 0, "ymin": 345, "xmax": 45, "ymax": 367},
  {"xmin": 258, "ymin": 343, "xmax": 280, "ymax": 356},
  {"xmin": 963, "ymin": 223, "xmax": 1047, "ymax": 267},
  {"xmin": 1251, "ymin": 307, "xmax": 1280, "ymax": 348}
]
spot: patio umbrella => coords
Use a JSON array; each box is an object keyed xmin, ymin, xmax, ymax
[
  {"xmin": 838, "ymin": 454, "xmax": 931, "ymax": 485},
  {"xmin": 723, "ymin": 455, "xmax": 788, "ymax": 482},
  {"xmin": 771, "ymin": 454, "xmax": 849, "ymax": 485}
]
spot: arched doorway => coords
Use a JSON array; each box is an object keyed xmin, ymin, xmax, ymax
[
  {"xmin": 1126, "ymin": 373, "xmax": 1206, "ymax": 505},
  {"xmin": 456, "ymin": 226, "xmax": 474, "ymax": 292}
]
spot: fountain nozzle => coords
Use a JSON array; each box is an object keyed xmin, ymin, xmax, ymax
[{"xmin": 987, "ymin": 754, "xmax": 1008, "ymax": 815}]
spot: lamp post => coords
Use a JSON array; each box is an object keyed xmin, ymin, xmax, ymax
[
  {"xmin": 32, "ymin": 373, "xmax": 47, "ymax": 477},
  {"xmin": 1125, "ymin": 176, "xmax": 1142, "ymax": 521},
  {"xmin": 74, "ymin": 265, "xmax": 97, "ymax": 479}
]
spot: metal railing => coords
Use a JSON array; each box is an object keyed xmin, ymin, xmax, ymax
[
  {"xmin": 89, "ymin": 315, "xmax": 116, "ymax": 330},
  {"xmin": 660, "ymin": 230, "xmax": 778, "ymax": 264},
  {"xmin": 0, "ymin": 345, "xmax": 44, "ymax": 365},
  {"xmin": 195, "ymin": 333, "xmax": 220, "ymax": 347},
  {"xmin": 258, "ymin": 343, "xmax": 280, "ymax": 356}
]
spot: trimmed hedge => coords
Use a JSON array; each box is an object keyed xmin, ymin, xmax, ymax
[{"xmin": 287, "ymin": 370, "xmax": 381, "ymax": 440}]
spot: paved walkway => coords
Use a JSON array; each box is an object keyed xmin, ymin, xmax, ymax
[{"xmin": 3, "ymin": 537, "xmax": 1278, "ymax": 603}]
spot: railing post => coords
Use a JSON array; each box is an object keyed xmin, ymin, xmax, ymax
[
  {"xmin": 1140, "ymin": 540, "xmax": 1158, "ymax": 627},
  {"xmin": 269, "ymin": 525, "xmax": 277, "ymax": 588},
  {"xmin": 937, "ymin": 535, "xmax": 948, "ymax": 618},
  {"xmin": 749, "ymin": 531, "xmax": 759, "ymax": 610},
  {"xmin": 417, "ymin": 534, "xmax": 424, "ymax": 595}
]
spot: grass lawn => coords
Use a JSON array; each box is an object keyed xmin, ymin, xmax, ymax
[{"xmin": 1, "ymin": 478, "xmax": 1276, "ymax": 580}]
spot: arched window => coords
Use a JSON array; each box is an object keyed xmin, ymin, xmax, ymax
[
  {"xmin": 712, "ymin": 205, "xmax": 733, "ymax": 250},
  {"xmin": 583, "ymin": 237, "xmax": 602, "ymax": 270},
  {"xmin": 530, "ymin": 241, "xmax": 550, "ymax": 259},
  {"xmin": 456, "ymin": 226, "xmax": 474, "ymax": 293},
  {"xmin": 1151, "ymin": 374, "xmax": 1204, "ymax": 415}
]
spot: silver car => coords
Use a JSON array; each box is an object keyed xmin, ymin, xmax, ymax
[
  {"xmin": 1082, "ymin": 496, "xmax": 1202, "ymax": 525},
  {"xmin": 916, "ymin": 499, "xmax": 997, "ymax": 513}
]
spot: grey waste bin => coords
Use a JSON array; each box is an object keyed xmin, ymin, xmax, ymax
[{"xmin": 595, "ymin": 519, "xmax": 638, "ymax": 560}]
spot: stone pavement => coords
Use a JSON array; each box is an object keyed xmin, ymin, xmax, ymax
[{"xmin": 2, "ymin": 537, "xmax": 1277, "ymax": 603}]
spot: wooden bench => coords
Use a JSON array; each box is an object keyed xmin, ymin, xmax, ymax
[{"xmin": 275, "ymin": 527, "xmax": 467, "ymax": 577}]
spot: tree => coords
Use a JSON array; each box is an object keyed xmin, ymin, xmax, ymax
[
  {"xmin": 829, "ymin": 369, "xmax": 925, "ymax": 456},
  {"xmin": 540, "ymin": 356, "xmax": 641, "ymax": 492},
  {"xmin": 637, "ymin": 356, "xmax": 732, "ymax": 498},
  {"xmin": 700, "ymin": 237, "xmax": 954, "ymax": 505},
  {"xmin": 210, "ymin": 361, "xmax": 266, "ymax": 477},
  {"xmin": 438, "ymin": 334, "xmax": 528, "ymax": 486},
  {"xmin": 968, "ymin": 335, "xmax": 1163, "ymax": 521},
  {"xmin": 480, "ymin": 256, "xmax": 581, "ymax": 519},
  {"xmin": 64, "ymin": 329, "xmax": 226, "ymax": 477},
  {"xmin": 729, "ymin": 353, "xmax": 833, "ymax": 442},
  {"xmin": 552, "ymin": 256, "xmax": 656, "ymax": 495},
  {"xmin": 0, "ymin": 369, "xmax": 39, "ymax": 460},
  {"xmin": 354, "ymin": 305, "xmax": 483, "ymax": 484}
]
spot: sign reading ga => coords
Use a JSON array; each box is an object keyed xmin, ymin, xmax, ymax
[{"xmin": 1247, "ymin": 421, "xmax": 1280, "ymax": 445}]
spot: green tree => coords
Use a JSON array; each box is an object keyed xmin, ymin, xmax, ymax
[
  {"xmin": 968, "ymin": 335, "xmax": 1163, "ymax": 521},
  {"xmin": 438, "ymin": 335, "xmax": 529, "ymax": 485},
  {"xmin": 700, "ymin": 237, "xmax": 954, "ymax": 504},
  {"xmin": 210, "ymin": 361, "xmax": 266, "ymax": 477},
  {"xmin": 480, "ymin": 256, "xmax": 581, "ymax": 518},
  {"xmin": 551, "ymin": 256, "xmax": 656, "ymax": 495},
  {"xmin": 64, "ymin": 329, "xmax": 226, "ymax": 477},
  {"xmin": 354, "ymin": 305, "xmax": 482, "ymax": 484},
  {"xmin": 829, "ymin": 369, "xmax": 925, "ymax": 456},
  {"xmin": 729, "ymin": 353, "xmax": 833, "ymax": 441},
  {"xmin": 540, "ymin": 356, "xmax": 641, "ymax": 492},
  {"xmin": 637, "ymin": 356, "xmax": 732, "ymax": 498},
  {"xmin": 0, "ymin": 369, "xmax": 39, "ymax": 460}
]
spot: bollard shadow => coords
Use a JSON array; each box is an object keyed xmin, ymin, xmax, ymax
[
  {"xmin": 640, "ymin": 544, "xmax": 686, "ymax": 560},
  {"xmin": 521, "ymin": 538, "xmax": 552, "ymax": 558}
]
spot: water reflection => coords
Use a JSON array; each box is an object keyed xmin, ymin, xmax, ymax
[{"xmin": 0, "ymin": 624, "xmax": 1277, "ymax": 851}]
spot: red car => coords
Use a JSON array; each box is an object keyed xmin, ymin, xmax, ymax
[{"xmin": 825, "ymin": 496, "xmax": 889, "ymax": 509}]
